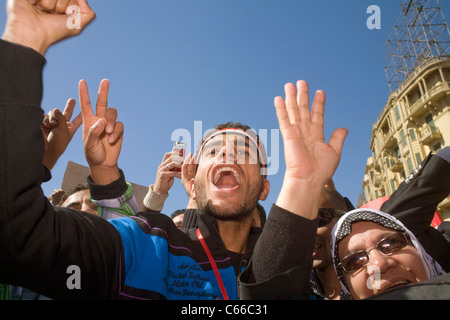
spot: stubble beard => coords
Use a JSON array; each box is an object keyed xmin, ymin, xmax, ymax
[{"xmin": 195, "ymin": 178, "xmax": 263, "ymax": 222}]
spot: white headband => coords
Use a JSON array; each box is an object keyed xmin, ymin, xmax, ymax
[{"xmin": 194, "ymin": 128, "xmax": 267, "ymax": 177}]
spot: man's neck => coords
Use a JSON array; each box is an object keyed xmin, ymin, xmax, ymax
[
  {"xmin": 217, "ymin": 218, "xmax": 252, "ymax": 254},
  {"xmin": 316, "ymin": 264, "xmax": 341, "ymax": 300}
]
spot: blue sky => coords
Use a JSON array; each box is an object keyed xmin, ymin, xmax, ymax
[{"xmin": 2, "ymin": 1, "xmax": 449, "ymax": 217}]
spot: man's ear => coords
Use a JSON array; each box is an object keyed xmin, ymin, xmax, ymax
[
  {"xmin": 190, "ymin": 179, "xmax": 196, "ymax": 200},
  {"xmin": 259, "ymin": 179, "xmax": 270, "ymax": 201}
]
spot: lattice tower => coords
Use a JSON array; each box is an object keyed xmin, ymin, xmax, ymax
[{"xmin": 384, "ymin": 0, "xmax": 450, "ymax": 92}]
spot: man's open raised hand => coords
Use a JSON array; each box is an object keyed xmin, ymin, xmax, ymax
[{"xmin": 275, "ymin": 80, "xmax": 348, "ymax": 218}]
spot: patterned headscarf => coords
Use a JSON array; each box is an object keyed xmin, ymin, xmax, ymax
[{"xmin": 331, "ymin": 208, "xmax": 445, "ymax": 299}]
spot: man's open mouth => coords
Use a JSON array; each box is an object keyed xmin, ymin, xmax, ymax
[{"xmin": 213, "ymin": 167, "xmax": 241, "ymax": 189}]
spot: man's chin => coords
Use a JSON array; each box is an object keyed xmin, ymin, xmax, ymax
[{"xmin": 203, "ymin": 200, "xmax": 253, "ymax": 222}]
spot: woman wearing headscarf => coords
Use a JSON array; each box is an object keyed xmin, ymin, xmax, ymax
[{"xmin": 331, "ymin": 208, "xmax": 445, "ymax": 300}]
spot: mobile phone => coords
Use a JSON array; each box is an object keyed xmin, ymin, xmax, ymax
[{"xmin": 171, "ymin": 141, "xmax": 186, "ymax": 171}]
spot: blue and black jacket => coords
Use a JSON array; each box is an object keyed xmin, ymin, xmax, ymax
[{"xmin": 95, "ymin": 176, "xmax": 263, "ymax": 300}]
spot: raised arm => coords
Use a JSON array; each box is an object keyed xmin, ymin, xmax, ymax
[
  {"xmin": 0, "ymin": 0, "xmax": 125, "ymax": 299},
  {"xmin": 143, "ymin": 152, "xmax": 181, "ymax": 212},
  {"xmin": 79, "ymin": 79, "xmax": 124, "ymax": 185},
  {"xmin": 240, "ymin": 80, "xmax": 347, "ymax": 299},
  {"xmin": 143, "ymin": 152, "xmax": 198, "ymax": 212},
  {"xmin": 275, "ymin": 80, "xmax": 347, "ymax": 218}
]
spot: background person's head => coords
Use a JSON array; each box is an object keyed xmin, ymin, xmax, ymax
[
  {"xmin": 171, "ymin": 209, "xmax": 185, "ymax": 229},
  {"xmin": 58, "ymin": 183, "xmax": 98, "ymax": 215},
  {"xmin": 313, "ymin": 188, "xmax": 349, "ymax": 269},
  {"xmin": 331, "ymin": 209, "xmax": 445, "ymax": 299}
]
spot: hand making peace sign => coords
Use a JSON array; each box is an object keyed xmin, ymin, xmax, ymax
[{"xmin": 79, "ymin": 79, "xmax": 123, "ymax": 185}]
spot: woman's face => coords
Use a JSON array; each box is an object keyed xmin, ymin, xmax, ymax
[{"xmin": 338, "ymin": 222, "xmax": 429, "ymax": 299}]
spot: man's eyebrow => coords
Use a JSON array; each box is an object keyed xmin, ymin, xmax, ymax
[
  {"xmin": 64, "ymin": 201, "xmax": 82, "ymax": 208},
  {"xmin": 202, "ymin": 139, "xmax": 224, "ymax": 150}
]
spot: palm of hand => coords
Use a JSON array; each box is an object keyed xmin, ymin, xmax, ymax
[
  {"xmin": 276, "ymin": 81, "xmax": 347, "ymax": 186},
  {"xmin": 282, "ymin": 125, "xmax": 340, "ymax": 184}
]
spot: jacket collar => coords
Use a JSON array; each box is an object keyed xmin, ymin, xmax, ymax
[{"xmin": 181, "ymin": 206, "xmax": 265, "ymax": 261}]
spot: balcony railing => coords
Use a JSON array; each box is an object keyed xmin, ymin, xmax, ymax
[
  {"xmin": 391, "ymin": 157, "xmax": 404, "ymax": 172},
  {"xmin": 427, "ymin": 82, "xmax": 444, "ymax": 97},
  {"xmin": 419, "ymin": 126, "xmax": 442, "ymax": 145}
]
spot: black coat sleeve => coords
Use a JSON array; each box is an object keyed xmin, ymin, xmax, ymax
[
  {"xmin": 239, "ymin": 204, "xmax": 318, "ymax": 299},
  {"xmin": 380, "ymin": 149, "xmax": 450, "ymax": 271},
  {"xmin": 0, "ymin": 40, "xmax": 124, "ymax": 299}
]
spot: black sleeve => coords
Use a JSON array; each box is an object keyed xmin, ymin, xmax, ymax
[
  {"xmin": 380, "ymin": 151, "xmax": 450, "ymax": 271},
  {"xmin": 87, "ymin": 168, "xmax": 128, "ymax": 200},
  {"xmin": 381, "ymin": 152, "xmax": 450, "ymax": 234},
  {"xmin": 239, "ymin": 204, "xmax": 318, "ymax": 299},
  {"xmin": 0, "ymin": 40, "xmax": 123, "ymax": 299}
]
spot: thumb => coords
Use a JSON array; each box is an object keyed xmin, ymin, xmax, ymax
[
  {"xmin": 84, "ymin": 118, "xmax": 106, "ymax": 165},
  {"xmin": 68, "ymin": 112, "xmax": 83, "ymax": 137},
  {"xmin": 85, "ymin": 118, "xmax": 106, "ymax": 146},
  {"xmin": 88, "ymin": 117, "xmax": 106, "ymax": 136},
  {"xmin": 72, "ymin": 112, "xmax": 83, "ymax": 130},
  {"xmin": 328, "ymin": 127, "xmax": 348, "ymax": 159},
  {"xmin": 54, "ymin": 109, "xmax": 70, "ymax": 135}
]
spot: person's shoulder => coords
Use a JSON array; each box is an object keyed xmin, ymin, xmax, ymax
[{"xmin": 110, "ymin": 211, "xmax": 173, "ymax": 228}]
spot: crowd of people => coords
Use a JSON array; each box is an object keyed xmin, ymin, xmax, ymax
[{"xmin": 0, "ymin": 0, "xmax": 449, "ymax": 301}]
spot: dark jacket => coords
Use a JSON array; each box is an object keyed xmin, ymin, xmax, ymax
[{"xmin": 380, "ymin": 148, "xmax": 450, "ymax": 272}]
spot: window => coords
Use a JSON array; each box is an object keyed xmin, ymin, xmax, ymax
[
  {"xmin": 394, "ymin": 146, "xmax": 400, "ymax": 159},
  {"xmin": 390, "ymin": 179, "xmax": 396, "ymax": 193},
  {"xmin": 415, "ymin": 152, "xmax": 422, "ymax": 165},
  {"xmin": 385, "ymin": 157, "xmax": 390, "ymax": 169},
  {"xmin": 432, "ymin": 141, "xmax": 442, "ymax": 153},
  {"xmin": 409, "ymin": 129, "xmax": 416, "ymax": 141},
  {"xmin": 425, "ymin": 113, "xmax": 436, "ymax": 130},
  {"xmin": 394, "ymin": 105, "xmax": 401, "ymax": 120},
  {"xmin": 400, "ymin": 130, "xmax": 407, "ymax": 147},
  {"xmin": 406, "ymin": 157, "xmax": 414, "ymax": 174}
]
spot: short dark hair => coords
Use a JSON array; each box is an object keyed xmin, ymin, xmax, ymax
[
  {"xmin": 58, "ymin": 183, "xmax": 89, "ymax": 206},
  {"xmin": 171, "ymin": 209, "xmax": 185, "ymax": 219}
]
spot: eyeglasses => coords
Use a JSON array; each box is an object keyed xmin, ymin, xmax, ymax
[
  {"xmin": 318, "ymin": 208, "xmax": 347, "ymax": 227},
  {"xmin": 338, "ymin": 232, "xmax": 410, "ymax": 274}
]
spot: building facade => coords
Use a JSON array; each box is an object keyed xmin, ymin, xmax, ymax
[{"xmin": 362, "ymin": 57, "xmax": 450, "ymax": 220}]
